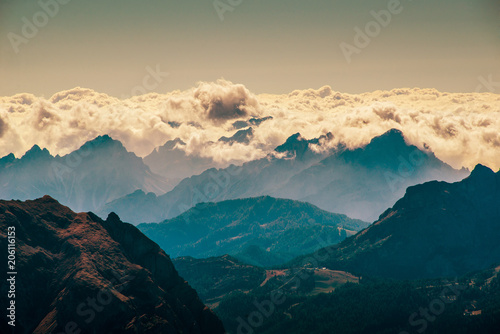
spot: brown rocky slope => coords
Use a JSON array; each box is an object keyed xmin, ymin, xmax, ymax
[{"xmin": 0, "ymin": 196, "xmax": 225, "ymax": 334}]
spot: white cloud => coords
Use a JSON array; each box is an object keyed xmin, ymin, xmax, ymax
[{"xmin": 0, "ymin": 81, "xmax": 499, "ymax": 171}]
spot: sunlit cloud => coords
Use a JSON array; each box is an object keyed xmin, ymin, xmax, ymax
[{"xmin": 1, "ymin": 80, "xmax": 499, "ymax": 171}]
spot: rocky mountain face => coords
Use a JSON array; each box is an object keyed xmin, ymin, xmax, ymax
[
  {"xmin": 303, "ymin": 164, "xmax": 500, "ymax": 279},
  {"xmin": 0, "ymin": 196, "xmax": 225, "ymax": 334},
  {"xmin": 138, "ymin": 196, "xmax": 368, "ymax": 267},
  {"xmin": 102, "ymin": 129, "xmax": 467, "ymax": 224},
  {"xmin": 0, "ymin": 135, "xmax": 174, "ymax": 213}
]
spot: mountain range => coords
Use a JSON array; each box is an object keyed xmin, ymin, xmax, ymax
[
  {"xmin": 138, "ymin": 196, "xmax": 369, "ymax": 267},
  {"xmin": 143, "ymin": 115, "xmax": 274, "ymax": 181},
  {"xmin": 169, "ymin": 167, "xmax": 500, "ymax": 332},
  {"xmin": 0, "ymin": 135, "xmax": 174, "ymax": 213},
  {"xmin": 0, "ymin": 129, "xmax": 468, "ymax": 226},
  {"xmin": 99, "ymin": 132, "xmax": 332, "ymax": 224},
  {"xmin": 294, "ymin": 164, "xmax": 500, "ymax": 279},
  {"xmin": 1, "ymin": 159, "xmax": 499, "ymax": 333},
  {"xmin": 102, "ymin": 129, "xmax": 468, "ymax": 224},
  {"xmin": 271, "ymin": 129, "xmax": 468, "ymax": 221},
  {"xmin": 0, "ymin": 196, "xmax": 224, "ymax": 334}
]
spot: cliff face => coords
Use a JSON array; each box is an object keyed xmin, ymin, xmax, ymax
[{"xmin": 0, "ymin": 196, "xmax": 225, "ymax": 334}]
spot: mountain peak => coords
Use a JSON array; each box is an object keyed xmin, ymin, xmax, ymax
[
  {"xmin": 468, "ymin": 164, "xmax": 495, "ymax": 180},
  {"xmin": 0, "ymin": 153, "xmax": 15, "ymax": 165},
  {"xmin": 21, "ymin": 145, "xmax": 52, "ymax": 160},
  {"xmin": 385, "ymin": 128, "xmax": 404, "ymax": 136},
  {"xmin": 147, "ymin": 138, "xmax": 186, "ymax": 156},
  {"xmin": 219, "ymin": 127, "xmax": 254, "ymax": 145},
  {"xmin": 89, "ymin": 134, "xmax": 114, "ymax": 145},
  {"xmin": 305, "ymin": 161, "xmax": 500, "ymax": 280},
  {"xmin": 274, "ymin": 132, "xmax": 334, "ymax": 160},
  {"xmin": 369, "ymin": 128, "xmax": 405, "ymax": 145},
  {"xmin": 78, "ymin": 134, "xmax": 124, "ymax": 152},
  {"xmin": 40, "ymin": 195, "xmax": 58, "ymax": 203},
  {"xmin": 106, "ymin": 211, "xmax": 121, "ymax": 223},
  {"xmin": 335, "ymin": 128, "xmax": 431, "ymax": 175},
  {"xmin": 360, "ymin": 128, "xmax": 410, "ymax": 155},
  {"xmin": 275, "ymin": 133, "xmax": 304, "ymax": 152},
  {"xmin": 318, "ymin": 132, "xmax": 334, "ymax": 142},
  {"xmin": 287, "ymin": 132, "xmax": 302, "ymax": 142},
  {"xmin": 163, "ymin": 138, "xmax": 186, "ymax": 150}
]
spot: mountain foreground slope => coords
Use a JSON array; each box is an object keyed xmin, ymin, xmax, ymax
[
  {"xmin": 172, "ymin": 255, "xmax": 359, "ymax": 308},
  {"xmin": 172, "ymin": 255, "xmax": 500, "ymax": 334},
  {"xmin": 0, "ymin": 196, "xmax": 224, "ymax": 334},
  {"xmin": 298, "ymin": 164, "xmax": 500, "ymax": 279}
]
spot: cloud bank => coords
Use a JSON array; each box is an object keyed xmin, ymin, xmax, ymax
[{"xmin": 1, "ymin": 80, "xmax": 499, "ymax": 171}]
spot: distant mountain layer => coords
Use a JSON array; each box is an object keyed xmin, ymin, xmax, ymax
[
  {"xmin": 102, "ymin": 129, "xmax": 468, "ymax": 224},
  {"xmin": 0, "ymin": 135, "xmax": 175, "ymax": 212},
  {"xmin": 272, "ymin": 128, "xmax": 468, "ymax": 221},
  {"xmin": 138, "ymin": 196, "xmax": 369, "ymax": 267},
  {"xmin": 0, "ymin": 196, "xmax": 224, "ymax": 334},
  {"xmin": 143, "ymin": 116, "xmax": 274, "ymax": 181},
  {"xmin": 143, "ymin": 138, "xmax": 216, "ymax": 181},
  {"xmin": 298, "ymin": 164, "xmax": 500, "ymax": 280},
  {"xmin": 105, "ymin": 131, "xmax": 330, "ymax": 224}
]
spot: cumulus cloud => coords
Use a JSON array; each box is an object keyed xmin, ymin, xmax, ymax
[
  {"xmin": 0, "ymin": 81, "xmax": 499, "ymax": 171},
  {"xmin": 0, "ymin": 114, "xmax": 8, "ymax": 138},
  {"xmin": 50, "ymin": 87, "xmax": 119, "ymax": 109},
  {"xmin": 193, "ymin": 80, "xmax": 260, "ymax": 122}
]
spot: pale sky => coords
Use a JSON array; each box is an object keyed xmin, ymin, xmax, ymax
[{"xmin": 1, "ymin": 0, "xmax": 499, "ymax": 96}]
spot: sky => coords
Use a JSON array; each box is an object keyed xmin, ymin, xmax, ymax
[{"xmin": 1, "ymin": 0, "xmax": 499, "ymax": 96}]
